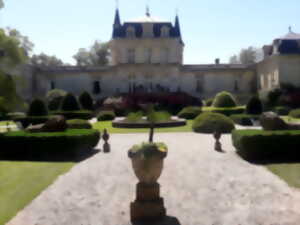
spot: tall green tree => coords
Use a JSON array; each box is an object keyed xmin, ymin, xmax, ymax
[
  {"xmin": 73, "ymin": 41, "xmax": 109, "ymax": 66},
  {"xmin": 229, "ymin": 46, "xmax": 263, "ymax": 64},
  {"xmin": 30, "ymin": 53, "xmax": 64, "ymax": 67}
]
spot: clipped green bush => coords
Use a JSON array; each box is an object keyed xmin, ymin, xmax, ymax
[
  {"xmin": 6, "ymin": 112, "xmax": 25, "ymax": 120},
  {"xmin": 202, "ymin": 106, "xmax": 245, "ymax": 117},
  {"xmin": 177, "ymin": 107, "xmax": 202, "ymax": 119},
  {"xmin": 0, "ymin": 129, "xmax": 100, "ymax": 160},
  {"xmin": 147, "ymin": 111, "xmax": 172, "ymax": 123},
  {"xmin": 125, "ymin": 111, "xmax": 144, "ymax": 122},
  {"xmin": 13, "ymin": 116, "xmax": 52, "ymax": 128},
  {"xmin": 47, "ymin": 89, "xmax": 67, "ymax": 111},
  {"xmin": 246, "ymin": 96, "xmax": 263, "ymax": 115},
  {"xmin": 205, "ymin": 98, "xmax": 214, "ymax": 107},
  {"xmin": 230, "ymin": 114, "xmax": 260, "ymax": 126},
  {"xmin": 232, "ymin": 129, "xmax": 300, "ymax": 161},
  {"xmin": 61, "ymin": 93, "xmax": 80, "ymax": 111},
  {"xmin": 67, "ymin": 119, "xmax": 92, "ymax": 129},
  {"xmin": 192, "ymin": 112, "xmax": 235, "ymax": 133},
  {"xmin": 288, "ymin": 109, "xmax": 300, "ymax": 118},
  {"xmin": 51, "ymin": 110, "xmax": 93, "ymax": 120},
  {"xmin": 79, "ymin": 91, "xmax": 94, "ymax": 110},
  {"xmin": 28, "ymin": 99, "xmax": 48, "ymax": 117},
  {"xmin": 274, "ymin": 106, "xmax": 291, "ymax": 116},
  {"xmin": 97, "ymin": 110, "xmax": 116, "ymax": 121},
  {"xmin": 212, "ymin": 91, "xmax": 237, "ymax": 108}
]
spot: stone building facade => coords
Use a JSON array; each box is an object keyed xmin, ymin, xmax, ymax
[{"xmin": 22, "ymin": 9, "xmax": 300, "ymax": 102}]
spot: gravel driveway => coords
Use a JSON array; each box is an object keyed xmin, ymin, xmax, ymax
[{"xmin": 7, "ymin": 132, "xmax": 300, "ymax": 225}]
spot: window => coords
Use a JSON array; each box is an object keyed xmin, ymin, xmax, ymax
[
  {"xmin": 93, "ymin": 81, "xmax": 101, "ymax": 94},
  {"xmin": 196, "ymin": 80, "xmax": 203, "ymax": 93},
  {"xmin": 234, "ymin": 80, "xmax": 239, "ymax": 92},
  {"xmin": 50, "ymin": 81, "xmax": 55, "ymax": 90},
  {"xmin": 144, "ymin": 48, "xmax": 152, "ymax": 63},
  {"xmin": 160, "ymin": 48, "xmax": 169, "ymax": 63},
  {"xmin": 161, "ymin": 26, "xmax": 170, "ymax": 37},
  {"xmin": 127, "ymin": 49, "xmax": 135, "ymax": 63},
  {"xmin": 126, "ymin": 26, "xmax": 135, "ymax": 38}
]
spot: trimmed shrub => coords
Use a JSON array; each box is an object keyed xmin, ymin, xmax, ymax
[
  {"xmin": 202, "ymin": 106, "xmax": 245, "ymax": 117},
  {"xmin": 205, "ymin": 98, "xmax": 214, "ymax": 106},
  {"xmin": 0, "ymin": 129, "xmax": 100, "ymax": 160},
  {"xmin": 47, "ymin": 89, "xmax": 67, "ymax": 111},
  {"xmin": 177, "ymin": 107, "xmax": 202, "ymax": 119},
  {"xmin": 288, "ymin": 109, "xmax": 300, "ymax": 118},
  {"xmin": 28, "ymin": 99, "xmax": 48, "ymax": 117},
  {"xmin": 97, "ymin": 111, "xmax": 116, "ymax": 121},
  {"xmin": 125, "ymin": 111, "xmax": 144, "ymax": 122},
  {"xmin": 61, "ymin": 93, "xmax": 80, "ymax": 111},
  {"xmin": 212, "ymin": 91, "xmax": 237, "ymax": 108},
  {"xmin": 192, "ymin": 112, "xmax": 235, "ymax": 133},
  {"xmin": 147, "ymin": 111, "xmax": 172, "ymax": 123},
  {"xmin": 67, "ymin": 119, "xmax": 92, "ymax": 129},
  {"xmin": 79, "ymin": 91, "xmax": 94, "ymax": 110},
  {"xmin": 51, "ymin": 110, "xmax": 93, "ymax": 120},
  {"xmin": 230, "ymin": 114, "xmax": 260, "ymax": 126},
  {"xmin": 6, "ymin": 112, "xmax": 26, "ymax": 120},
  {"xmin": 274, "ymin": 106, "xmax": 291, "ymax": 116},
  {"xmin": 232, "ymin": 129, "xmax": 300, "ymax": 161},
  {"xmin": 246, "ymin": 96, "xmax": 263, "ymax": 115},
  {"xmin": 14, "ymin": 116, "xmax": 52, "ymax": 128}
]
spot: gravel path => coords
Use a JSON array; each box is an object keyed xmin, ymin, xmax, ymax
[{"xmin": 7, "ymin": 133, "xmax": 300, "ymax": 225}]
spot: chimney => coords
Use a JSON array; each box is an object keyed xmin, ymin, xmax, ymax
[{"xmin": 215, "ymin": 58, "xmax": 220, "ymax": 65}]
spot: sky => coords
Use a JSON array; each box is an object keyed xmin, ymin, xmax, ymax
[{"xmin": 1, "ymin": 0, "xmax": 300, "ymax": 65}]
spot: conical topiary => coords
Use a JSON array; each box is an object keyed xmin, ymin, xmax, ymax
[
  {"xmin": 79, "ymin": 91, "xmax": 94, "ymax": 110},
  {"xmin": 246, "ymin": 96, "xmax": 263, "ymax": 115},
  {"xmin": 61, "ymin": 93, "xmax": 80, "ymax": 111},
  {"xmin": 28, "ymin": 98, "xmax": 48, "ymax": 116}
]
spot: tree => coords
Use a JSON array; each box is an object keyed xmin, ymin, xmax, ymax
[
  {"xmin": 73, "ymin": 41, "xmax": 109, "ymax": 66},
  {"xmin": 6, "ymin": 27, "xmax": 34, "ymax": 57},
  {"xmin": 0, "ymin": 0, "xmax": 4, "ymax": 9},
  {"xmin": 30, "ymin": 53, "xmax": 64, "ymax": 67},
  {"xmin": 229, "ymin": 46, "xmax": 263, "ymax": 64}
]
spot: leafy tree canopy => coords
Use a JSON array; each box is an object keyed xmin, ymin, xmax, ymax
[
  {"xmin": 31, "ymin": 53, "xmax": 64, "ymax": 67},
  {"xmin": 229, "ymin": 46, "xmax": 263, "ymax": 65}
]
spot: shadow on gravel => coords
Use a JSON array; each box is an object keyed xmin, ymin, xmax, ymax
[
  {"xmin": 0, "ymin": 148, "xmax": 101, "ymax": 162},
  {"xmin": 132, "ymin": 216, "xmax": 181, "ymax": 225}
]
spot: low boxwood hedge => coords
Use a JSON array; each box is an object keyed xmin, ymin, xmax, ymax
[
  {"xmin": 288, "ymin": 109, "xmax": 300, "ymax": 118},
  {"xmin": 67, "ymin": 119, "xmax": 92, "ymax": 129},
  {"xmin": 232, "ymin": 129, "xmax": 300, "ymax": 161},
  {"xmin": 274, "ymin": 106, "xmax": 291, "ymax": 116},
  {"xmin": 230, "ymin": 114, "xmax": 260, "ymax": 126},
  {"xmin": 97, "ymin": 111, "xmax": 116, "ymax": 121},
  {"xmin": 51, "ymin": 110, "xmax": 93, "ymax": 120},
  {"xmin": 202, "ymin": 106, "xmax": 245, "ymax": 117},
  {"xmin": 177, "ymin": 107, "xmax": 202, "ymax": 119},
  {"xmin": 0, "ymin": 129, "xmax": 100, "ymax": 160},
  {"xmin": 192, "ymin": 112, "xmax": 235, "ymax": 133}
]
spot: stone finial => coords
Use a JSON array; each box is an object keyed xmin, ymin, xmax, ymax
[
  {"xmin": 213, "ymin": 130, "xmax": 223, "ymax": 152},
  {"xmin": 102, "ymin": 129, "xmax": 110, "ymax": 153},
  {"xmin": 146, "ymin": 5, "xmax": 150, "ymax": 17},
  {"xmin": 289, "ymin": 26, "xmax": 292, "ymax": 33}
]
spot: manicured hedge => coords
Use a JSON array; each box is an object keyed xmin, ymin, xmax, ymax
[
  {"xmin": 288, "ymin": 109, "xmax": 300, "ymax": 118},
  {"xmin": 28, "ymin": 99, "xmax": 48, "ymax": 117},
  {"xmin": 230, "ymin": 114, "xmax": 260, "ymax": 126},
  {"xmin": 246, "ymin": 96, "xmax": 263, "ymax": 115},
  {"xmin": 79, "ymin": 91, "xmax": 94, "ymax": 110},
  {"xmin": 61, "ymin": 93, "xmax": 81, "ymax": 111},
  {"xmin": 0, "ymin": 129, "xmax": 100, "ymax": 160},
  {"xmin": 177, "ymin": 107, "xmax": 202, "ymax": 119},
  {"xmin": 51, "ymin": 110, "xmax": 93, "ymax": 120},
  {"xmin": 97, "ymin": 111, "xmax": 116, "ymax": 121},
  {"xmin": 202, "ymin": 106, "xmax": 245, "ymax": 117},
  {"xmin": 212, "ymin": 91, "xmax": 237, "ymax": 108},
  {"xmin": 232, "ymin": 129, "xmax": 300, "ymax": 161},
  {"xmin": 274, "ymin": 106, "xmax": 291, "ymax": 116},
  {"xmin": 192, "ymin": 112, "xmax": 235, "ymax": 133},
  {"xmin": 67, "ymin": 119, "xmax": 92, "ymax": 129}
]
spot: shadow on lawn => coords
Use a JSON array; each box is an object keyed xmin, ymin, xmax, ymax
[
  {"xmin": 132, "ymin": 216, "xmax": 181, "ymax": 225},
  {"xmin": 0, "ymin": 147, "xmax": 101, "ymax": 162}
]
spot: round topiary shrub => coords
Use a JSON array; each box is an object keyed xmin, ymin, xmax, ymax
[
  {"xmin": 47, "ymin": 89, "xmax": 67, "ymax": 111},
  {"xmin": 274, "ymin": 106, "xmax": 291, "ymax": 116},
  {"xmin": 289, "ymin": 109, "xmax": 300, "ymax": 118},
  {"xmin": 79, "ymin": 91, "xmax": 94, "ymax": 110},
  {"xmin": 205, "ymin": 98, "xmax": 214, "ymax": 106},
  {"xmin": 67, "ymin": 119, "xmax": 92, "ymax": 129},
  {"xmin": 192, "ymin": 112, "xmax": 235, "ymax": 133},
  {"xmin": 61, "ymin": 93, "xmax": 80, "ymax": 111},
  {"xmin": 246, "ymin": 96, "xmax": 263, "ymax": 115},
  {"xmin": 177, "ymin": 107, "xmax": 202, "ymax": 119},
  {"xmin": 97, "ymin": 110, "xmax": 116, "ymax": 121},
  {"xmin": 28, "ymin": 99, "xmax": 48, "ymax": 116},
  {"xmin": 212, "ymin": 91, "xmax": 237, "ymax": 108}
]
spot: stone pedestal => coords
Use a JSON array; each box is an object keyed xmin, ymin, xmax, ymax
[{"xmin": 130, "ymin": 182, "xmax": 166, "ymax": 222}]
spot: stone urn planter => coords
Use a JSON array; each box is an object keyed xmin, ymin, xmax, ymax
[{"xmin": 128, "ymin": 142, "xmax": 168, "ymax": 222}]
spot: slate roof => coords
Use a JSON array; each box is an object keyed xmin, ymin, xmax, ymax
[
  {"xmin": 182, "ymin": 64, "xmax": 252, "ymax": 71},
  {"xmin": 278, "ymin": 31, "xmax": 300, "ymax": 40}
]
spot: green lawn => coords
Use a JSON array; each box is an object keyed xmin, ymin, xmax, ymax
[
  {"xmin": 267, "ymin": 163, "xmax": 300, "ymax": 189},
  {"xmin": 0, "ymin": 121, "xmax": 15, "ymax": 126},
  {"xmin": 0, "ymin": 161, "xmax": 74, "ymax": 224},
  {"xmin": 281, "ymin": 116, "xmax": 300, "ymax": 123},
  {"xmin": 92, "ymin": 120, "xmax": 193, "ymax": 133}
]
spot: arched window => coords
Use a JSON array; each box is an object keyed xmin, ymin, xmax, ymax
[
  {"xmin": 161, "ymin": 26, "xmax": 170, "ymax": 37},
  {"xmin": 93, "ymin": 81, "xmax": 101, "ymax": 94},
  {"xmin": 126, "ymin": 26, "xmax": 135, "ymax": 38}
]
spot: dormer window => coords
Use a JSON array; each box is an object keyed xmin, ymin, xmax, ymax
[
  {"xmin": 161, "ymin": 26, "xmax": 170, "ymax": 37},
  {"xmin": 126, "ymin": 26, "xmax": 135, "ymax": 38}
]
